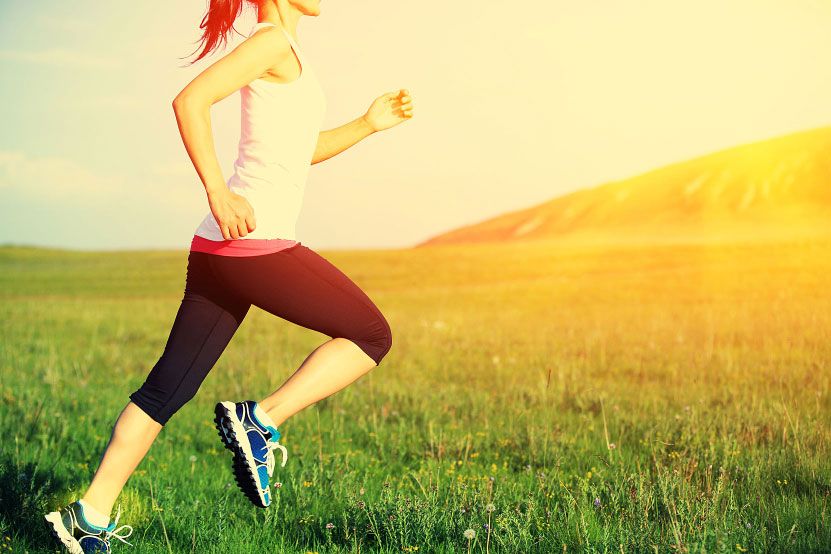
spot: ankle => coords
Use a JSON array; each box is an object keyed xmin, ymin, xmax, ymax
[
  {"xmin": 252, "ymin": 402, "xmax": 279, "ymax": 432},
  {"xmin": 255, "ymin": 399, "xmax": 287, "ymax": 428},
  {"xmin": 77, "ymin": 498, "xmax": 111, "ymax": 527}
]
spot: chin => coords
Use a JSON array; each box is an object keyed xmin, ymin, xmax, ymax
[{"xmin": 302, "ymin": 1, "xmax": 321, "ymax": 16}]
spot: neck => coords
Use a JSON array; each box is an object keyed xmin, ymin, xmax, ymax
[{"xmin": 258, "ymin": 2, "xmax": 301, "ymax": 44}]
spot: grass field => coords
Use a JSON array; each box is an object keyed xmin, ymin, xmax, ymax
[{"xmin": 1, "ymin": 237, "xmax": 829, "ymax": 553}]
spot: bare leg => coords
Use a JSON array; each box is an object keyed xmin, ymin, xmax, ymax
[
  {"xmin": 80, "ymin": 402, "xmax": 163, "ymax": 517},
  {"xmin": 258, "ymin": 338, "xmax": 377, "ymax": 427}
]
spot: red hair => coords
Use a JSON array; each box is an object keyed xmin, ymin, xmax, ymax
[{"xmin": 181, "ymin": 0, "xmax": 259, "ymax": 66}]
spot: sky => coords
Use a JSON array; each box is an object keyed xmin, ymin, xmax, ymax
[{"xmin": 1, "ymin": 0, "xmax": 831, "ymax": 251}]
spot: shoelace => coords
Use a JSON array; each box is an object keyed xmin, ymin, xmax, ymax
[
  {"xmin": 103, "ymin": 505, "xmax": 134, "ymax": 547},
  {"xmin": 264, "ymin": 440, "xmax": 289, "ymax": 476}
]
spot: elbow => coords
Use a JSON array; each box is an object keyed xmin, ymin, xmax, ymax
[
  {"xmin": 173, "ymin": 94, "xmax": 210, "ymax": 117},
  {"xmin": 172, "ymin": 91, "xmax": 200, "ymax": 113},
  {"xmin": 172, "ymin": 94, "xmax": 188, "ymax": 112}
]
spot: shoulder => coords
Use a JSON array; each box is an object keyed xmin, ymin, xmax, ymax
[{"xmin": 244, "ymin": 26, "xmax": 292, "ymax": 59}]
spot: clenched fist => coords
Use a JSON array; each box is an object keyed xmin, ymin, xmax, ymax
[
  {"xmin": 208, "ymin": 189, "xmax": 257, "ymax": 240},
  {"xmin": 363, "ymin": 89, "xmax": 414, "ymax": 133}
]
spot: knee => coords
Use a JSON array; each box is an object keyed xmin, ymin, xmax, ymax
[
  {"xmin": 354, "ymin": 312, "xmax": 393, "ymax": 366},
  {"xmin": 129, "ymin": 358, "xmax": 198, "ymax": 426},
  {"xmin": 375, "ymin": 315, "xmax": 393, "ymax": 364},
  {"xmin": 129, "ymin": 387, "xmax": 170, "ymax": 426},
  {"xmin": 130, "ymin": 385, "xmax": 194, "ymax": 426}
]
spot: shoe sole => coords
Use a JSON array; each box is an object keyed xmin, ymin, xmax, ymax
[
  {"xmin": 44, "ymin": 512, "xmax": 83, "ymax": 554},
  {"xmin": 214, "ymin": 402, "xmax": 270, "ymax": 508}
]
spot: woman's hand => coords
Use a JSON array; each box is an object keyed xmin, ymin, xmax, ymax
[
  {"xmin": 207, "ymin": 189, "xmax": 257, "ymax": 240},
  {"xmin": 363, "ymin": 89, "xmax": 414, "ymax": 132}
]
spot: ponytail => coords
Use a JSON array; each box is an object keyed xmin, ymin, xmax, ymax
[{"xmin": 181, "ymin": 0, "xmax": 259, "ymax": 66}]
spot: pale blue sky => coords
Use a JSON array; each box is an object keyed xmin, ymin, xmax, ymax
[{"xmin": 2, "ymin": 0, "xmax": 831, "ymax": 251}]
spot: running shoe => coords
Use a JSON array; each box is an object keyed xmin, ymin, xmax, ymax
[
  {"xmin": 214, "ymin": 400, "xmax": 288, "ymax": 508},
  {"xmin": 44, "ymin": 501, "xmax": 133, "ymax": 554}
]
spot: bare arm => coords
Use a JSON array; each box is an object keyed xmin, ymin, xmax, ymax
[
  {"xmin": 311, "ymin": 89, "xmax": 414, "ymax": 164},
  {"xmin": 312, "ymin": 116, "xmax": 376, "ymax": 164},
  {"xmin": 171, "ymin": 27, "xmax": 295, "ymax": 239}
]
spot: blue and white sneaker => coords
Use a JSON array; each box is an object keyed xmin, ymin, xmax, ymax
[
  {"xmin": 214, "ymin": 400, "xmax": 288, "ymax": 508},
  {"xmin": 44, "ymin": 501, "xmax": 133, "ymax": 553}
]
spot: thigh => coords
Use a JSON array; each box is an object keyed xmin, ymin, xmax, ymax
[
  {"xmin": 209, "ymin": 245, "xmax": 388, "ymax": 343},
  {"xmin": 130, "ymin": 251, "xmax": 251, "ymax": 424}
]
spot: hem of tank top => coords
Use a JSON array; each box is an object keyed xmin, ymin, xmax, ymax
[{"xmin": 190, "ymin": 235, "xmax": 301, "ymax": 257}]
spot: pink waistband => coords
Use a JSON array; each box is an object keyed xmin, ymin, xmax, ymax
[{"xmin": 190, "ymin": 234, "xmax": 300, "ymax": 257}]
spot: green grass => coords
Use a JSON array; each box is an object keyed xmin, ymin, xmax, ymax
[{"xmin": 0, "ymin": 237, "xmax": 829, "ymax": 553}]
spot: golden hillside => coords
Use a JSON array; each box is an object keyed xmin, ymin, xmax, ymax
[{"xmin": 418, "ymin": 125, "xmax": 831, "ymax": 246}]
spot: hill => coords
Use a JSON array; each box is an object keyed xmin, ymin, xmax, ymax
[{"xmin": 418, "ymin": 125, "xmax": 831, "ymax": 246}]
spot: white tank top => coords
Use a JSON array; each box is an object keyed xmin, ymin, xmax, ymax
[{"xmin": 194, "ymin": 21, "xmax": 327, "ymax": 241}]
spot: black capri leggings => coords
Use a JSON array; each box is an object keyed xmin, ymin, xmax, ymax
[{"xmin": 129, "ymin": 243, "xmax": 393, "ymax": 425}]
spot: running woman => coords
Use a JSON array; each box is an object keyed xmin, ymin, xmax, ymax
[{"xmin": 44, "ymin": 0, "xmax": 413, "ymax": 551}]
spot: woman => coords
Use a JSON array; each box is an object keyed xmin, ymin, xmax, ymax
[{"xmin": 44, "ymin": 0, "xmax": 413, "ymax": 551}]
